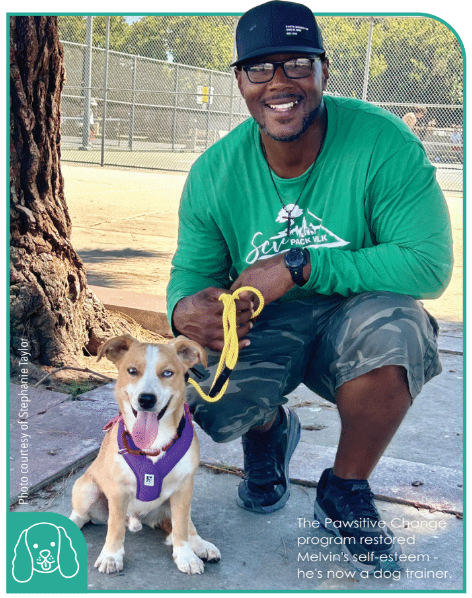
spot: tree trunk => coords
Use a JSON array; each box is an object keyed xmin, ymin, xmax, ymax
[{"xmin": 10, "ymin": 16, "xmax": 113, "ymax": 365}]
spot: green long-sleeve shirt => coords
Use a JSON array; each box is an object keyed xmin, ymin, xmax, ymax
[{"xmin": 167, "ymin": 96, "xmax": 453, "ymax": 325}]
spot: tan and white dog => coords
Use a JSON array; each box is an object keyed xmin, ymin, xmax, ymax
[{"xmin": 69, "ymin": 334, "xmax": 221, "ymax": 575}]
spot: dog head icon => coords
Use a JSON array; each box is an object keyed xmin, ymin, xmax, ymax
[{"xmin": 12, "ymin": 522, "xmax": 79, "ymax": 583}]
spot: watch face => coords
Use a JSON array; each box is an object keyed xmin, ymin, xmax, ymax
[{"xmin": 285, "ymin": 248, "xmax": 305, "ymax": 267}]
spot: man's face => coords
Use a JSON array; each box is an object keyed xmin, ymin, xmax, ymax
[{"xmin": 235, "ymin": 53, "xmax": 329, "ymax": 142}]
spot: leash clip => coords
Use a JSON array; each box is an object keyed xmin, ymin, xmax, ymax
[
  {"xmin": 208, "ymin": 366, "xmax": 233, "ymax": 398},
  {"xmin": 189, "ymin": 365, "xmax": 211, "ymax": 382}
]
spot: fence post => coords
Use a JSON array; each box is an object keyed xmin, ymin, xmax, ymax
[
  {"xmin": 228, "ymin": 69, "xmax": 235, "ymax": 133},
  {"xmin": 362, "ymin": 17, "xmax": 374, "ymax": 102},
  {"xmin": 100, "ymin": 17, "xmax": 110, "ymax": 166},
  {"xmin": 172, "ymin": 64, "xmax": 179, "ymax": 151},
  {"xmin": 81, "ymin": 16, "xmax": 93, "ymax": 150},
  {"xmin": 228, "ymin": 16, "xmax": 238, "ymax": 132},
  {"xmin": 129, "ymin": 55, "xmax": 137, "ymax": 151},
  {"xmin": 205, "ymin": 71, "xmax": 213, "ymax": 149}
]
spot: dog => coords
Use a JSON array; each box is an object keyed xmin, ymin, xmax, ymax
[
  {"xmin": 69, "ymin": 334, "xmax": 221, "ymax": 575},
  {"xmin": 12, "ymin": 522, "xmax": 79, "ymax": 583}
]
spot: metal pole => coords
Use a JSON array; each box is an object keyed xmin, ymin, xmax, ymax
[
  {"xmin": 205, "ymin": 72, "xmax": 213, "ymax": 149},
  {"xmin": 100, "ymin": 17, "xmax": 110, "ymax": 166},
  {"xmin": 362, "ymin": 17, "xmax": 374, "ymax": 102},
  {"xmin": 172, "ymin": 64, "xmax": 179, "ymax": 151},
  {"xmin": 82, "ymin": 16, "xmax": 93, "ymax": 150},
  {"xmin": 129, "ymin": 56, "xmax": 137, "ymax": 151},
  {"xmin": 228, "ymin": 16, "xmax": 238, "ymax": 132}
]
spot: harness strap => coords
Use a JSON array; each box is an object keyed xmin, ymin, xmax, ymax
[{"xmin": 103, "ymin": 405, "xmax": 194, "ymax": 502}]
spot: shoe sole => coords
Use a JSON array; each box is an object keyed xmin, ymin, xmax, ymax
[
  {"xmin": 313, "ymin": 499, "xmax": 402, "ymax": 574},
  {"xmin": 237, "ymin": 406, "xmax": 301, "ymax": 514}
]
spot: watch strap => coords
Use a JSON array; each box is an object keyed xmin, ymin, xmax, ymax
[
  {"xmin": 284, "ymin": 248, "xmax": 308, "ymax": 287},
  {"xmin": 290, "ymin": 265, "xmax": 306, "ymax": 286}
]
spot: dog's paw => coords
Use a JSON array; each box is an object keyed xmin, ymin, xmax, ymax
[
  {"xmin": 69, "ymin": 510, "xmax": 89, "ymax": 529},
  {"xmin": 127, "ymin": 515, "xmax": 142, "ymax": 532},
  {"xmin": 173, "ymin": 544, "xmax": 205, "ymax": 575},
  {"xmin": 189, "ymin": 536, "xmax": 221, "ymax": 563},
  {"xmin": 94, "ymin": 548, "xmax": 124, "ymax": 574}
]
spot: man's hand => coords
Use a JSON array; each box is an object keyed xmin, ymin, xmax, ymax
[
  {"xmin": 230, "ymin": 253, "xmax": 296, "ymax": 306},
  {"xmin": 172, "ymin": 287, "xmax": 255, "ymax": 351}
]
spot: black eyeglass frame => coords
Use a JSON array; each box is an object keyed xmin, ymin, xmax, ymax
[{"xmin": 241, "ymin": 56, "xmax": 322, "ymax": 84}]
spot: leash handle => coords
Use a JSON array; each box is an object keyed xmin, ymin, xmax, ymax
[
  {"xmin": 226, "ymin": 286, "xmax": 264, "ymax": 318},
  {"xmin": 188, "ymin": 287, "xmax": 264, "ymax": 403}
]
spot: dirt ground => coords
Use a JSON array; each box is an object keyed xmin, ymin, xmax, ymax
[{"xmin": 63, "ymin": 163, "xmax": 463, "ymax": 324}]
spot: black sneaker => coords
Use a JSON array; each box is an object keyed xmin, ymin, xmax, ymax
[
  {"xmin": 314, "ymin": 468, "xmax": 402, "ymax": 573},
  {"xmin": 237, "ymin": 406, "xmax": 301, "ymax": 514}
]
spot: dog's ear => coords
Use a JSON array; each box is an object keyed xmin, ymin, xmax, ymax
[
  {"xmin": 172, "ymin": 336, "xmax": 208, "ymax": 369},
  {"xmin": 57, "ymin": 526, "xmax": 80, "ymax": 578},
  {"xmin": 97, "ymin": 334, "xmax": 136, "ymax": 364},
  {"xmin": 12, "ymin": 528, "xmax": 34, "ymax": 583}
]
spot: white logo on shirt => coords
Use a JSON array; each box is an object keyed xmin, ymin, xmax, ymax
[{"xmin": 245, "ymin": 207, "xmax": 349, "ymax": 264}]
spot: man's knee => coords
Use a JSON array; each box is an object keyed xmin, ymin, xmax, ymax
[
  {"xmin": 304, "ymin": 291, "xmax": 441, "ymax": 403},
  {"xmin": 337, "ymin": 364, "xmax": 412, "ymax": 407}
]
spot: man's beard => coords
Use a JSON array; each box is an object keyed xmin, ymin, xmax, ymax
[{"xmin": 259, "ymin": 99, "xmax": 325, "ymax": 142}]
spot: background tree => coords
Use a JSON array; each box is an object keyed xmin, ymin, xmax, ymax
[
  {"xmin": 55, "ymin": 15, "xmax": 87, "ymax": 44},
  {"xmin": 319, "ymin": 17, "xmax": 462, "ymax": 107},
  {"xmin": 58, "ymin": 15, "xmax": 235, "ymax": 72},
  {"xmin": 318, "ymin": 17, "xmax": 382, "ymax": 99},
  {"xmin": 10, "ymin": 16, "xmax": 115, "ymax": 366},
  {"xmin": 57, "ymin": 15, "xmax": 462, "ymax": 103},
  {"xmin": 120, "ymin": 17, "xmax": 167, "ymax": 61},
  {"xmin": 57, "ymin": 16, "xmax": 131, "ymax": 50},
  {"xmin": 371, "ymin": 18, "xmax": 463, "ymax": 106},
  {"xmin": 164, "ymin": 16, "xmax": 234, "ymax": 72},
  {"xmin": 92, "ymin": 16, "xmax": 130, "ymax": 50}
]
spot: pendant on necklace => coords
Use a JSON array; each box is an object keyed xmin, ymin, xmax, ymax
[
  {"xmin": 280, "ymin": 204, "xmax": 302, "ymax": 237},
  {"xmin": 282, "ymin": 209, "xmax": 294, "ymax": 237}
]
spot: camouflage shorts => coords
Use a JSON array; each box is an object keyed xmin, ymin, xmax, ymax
[{"xmin": 187, "ymin": 291, "xmax": 441, "ymax": 443}]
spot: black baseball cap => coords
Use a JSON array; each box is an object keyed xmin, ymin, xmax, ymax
[{"xmin": 231, "ymin": 0, "xmax": 325, "ymax": 67}]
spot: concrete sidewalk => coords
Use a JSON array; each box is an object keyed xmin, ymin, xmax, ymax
[
  {"xmin": 9, "ymin": 328, "xmax": 464, "ymax": 590},
  {"xmin": 11, "ymin": 464, "xmax": 464, "ymax": 591}
]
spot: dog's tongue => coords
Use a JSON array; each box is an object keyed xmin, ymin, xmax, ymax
[{"xmin": 132, "ymin": 411, "xmax": 159, "ymax": 450}]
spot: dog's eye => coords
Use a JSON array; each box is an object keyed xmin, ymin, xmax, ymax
[
  {"xmin": 50, "ymin": 542, "xmax": 55, "ymax": 547},
  {"xmin": 127, "ymin": 367, "xmax": 138, "ymax": 376},
  {"xmin": 162, "ymin": 370, "xmax": 173, "ymax": 378},
  {"xmin": 33, "ymin": 543, "xmax": 38, "ymax": 548}
]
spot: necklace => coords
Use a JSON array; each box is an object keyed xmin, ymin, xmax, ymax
[{"xmin": 260, "ymin": 112, "xmax": 328, "ymax": 237}]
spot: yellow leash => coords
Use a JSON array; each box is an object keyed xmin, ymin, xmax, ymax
[{"xmin": 188, "ymin": 287, "xmax": 264, "ymax": 403}]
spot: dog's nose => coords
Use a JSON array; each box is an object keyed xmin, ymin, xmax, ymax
[
  {"xmin": 138, "ymin": 393, "xmax": 157, "ymax": 410},
  {"xmin": 40, "ymin": 550, "xmax": 51, "ymax": 557}
]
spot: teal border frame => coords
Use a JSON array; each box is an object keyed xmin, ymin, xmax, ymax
[{"xmin": 7, "ymin": 10, "xmax": 466, "ymax": 594}]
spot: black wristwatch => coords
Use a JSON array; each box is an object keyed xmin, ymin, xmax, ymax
[{"xmin": 284, "ymin": 248, "xmax": 309, "ymax": 286}]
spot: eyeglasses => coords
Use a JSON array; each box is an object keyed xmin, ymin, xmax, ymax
[{"xmin": 242, "ymin": 56, "xmax": 321, "ymax": 84}]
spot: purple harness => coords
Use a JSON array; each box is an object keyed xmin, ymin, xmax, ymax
[{"xmin": 106, "ymin": 405, "xmax": 194, "ymax": 502}]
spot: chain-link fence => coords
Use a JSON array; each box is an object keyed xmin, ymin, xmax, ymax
[{"xmin": 58, "ymin": 15, "xmax": 463, "ymax": 193}]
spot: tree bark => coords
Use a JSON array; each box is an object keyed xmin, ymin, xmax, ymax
[{"xmin": 10, "ymin": 16, "xmax": 113, "ymax": 365}]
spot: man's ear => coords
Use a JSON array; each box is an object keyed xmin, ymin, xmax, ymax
[{"xmin": 234, "ymin": 67, "xmax": 245, "ymax": 97}]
